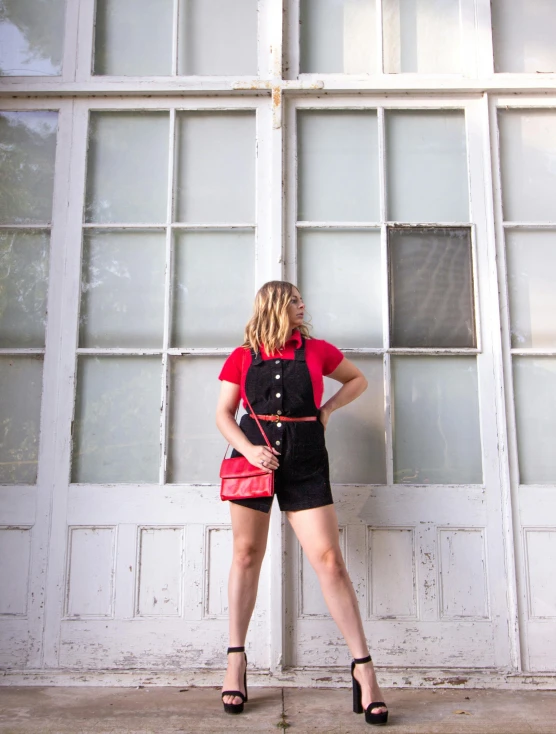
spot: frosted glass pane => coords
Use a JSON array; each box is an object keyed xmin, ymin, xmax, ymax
[
  {"xmin": 0, "ymin": 0, "xmax": 65, "ymax": 76},
  {"xmin": 72, "ymin": 357, "xmax": 161, "ymax": 483},
  {"xmin": 492, "ymin": 0, "xmax": 556, "ymax": 73},
  {"xmin": 390, "ymin": 227, "xmax": 475, "ymax": 348},
  {"xmin": 383, "ymin": 0, "xmax": 461, "ymax": 74},
  {"xmin": 178, "ymin": 0, "xmax": 257, "ymax": 75},
  {"xmin": 386, "ymin": 111, "xmax": 469, "ymax": 222},
  {"xmin": 513, "ymin": 358, "xmax": 556, "ymax": 484},
  {"xmin": 0, "ymin": 356, "xmax": 43, "ymax": 484},
  {"xmin": 79, "ymin": 231, "xmax": 165, "ymax": 348},
  {"xmin": 175, "ymin": 112, "xmax": 255, "ymax": 224},
  {"xmin": 300, "ymin": 0, "xmax": 376, "ymax": 74},
  {"xmin": 85, "ymin": 113, "xmax": 169, "ymax": 224},
  {"xmin": 392, "ymin": 357, "xmax": 482, "ymax": 484},
  {"xmin": 0, "ymin": 111, "xmax": 57, "ymax": 224},
  {"xmin": 167, "ymin": 357, "xmax": 225, "ymax": 483},
  {"xmin": 324, "ymin": 357, "xmax": 386, "ymax": 484},
  {"xmin": 507, "ymin": 230, "xmax": 556, "ymax": 349},
  {"xmin": 0, "ymin": 231, "xmax": 49, "ymax": 347},
  {"xmin": 94, "ymin": 0, "xmax": 173, "ymax": 75},
  {"xmin": 298, "ymin": 230, "xmax": 382, "ymax": 347},
  {"xmin": 298, "ymin": 111, "xmax": 379, "ymax": 222},
  {"xmin": 498, "ymin": 110, "xmax": 556, "ymax": 222},
  {"xmin": 172, "ymin": 230, "xmax": 253, "ymax": 347}
]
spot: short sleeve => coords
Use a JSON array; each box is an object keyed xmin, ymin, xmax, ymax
[
  {"xmin": 218, "ymin": 347, "xmax": 244, "ymax": 384},
  {"xmin": 320, "ymin": 340, "xmax": 344, "ymax": 376}
]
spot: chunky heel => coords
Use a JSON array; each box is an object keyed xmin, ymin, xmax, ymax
[
  {"xmin": 351, "ymin": 654, "xmax": 389, "ymax": 726},
  {"xmin": 221, "ymin": 646, "xmax": 248, "ymax": 715}
]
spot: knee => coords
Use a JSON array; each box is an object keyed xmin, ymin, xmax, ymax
[
  {"xmin": 315, "ymin": 546, "xmax": 346, "ymax": 580},
  {"xmin": 233, "ymin": 543, "xmax": 264, "ymax": 571}
]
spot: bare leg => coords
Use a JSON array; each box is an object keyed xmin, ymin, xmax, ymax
[
  {"xmin": 222, "ymin": 502, "xmax": 271, "ymax": 706},
  {"xmin": 287, "ymin": 505, "xmax": 387, "ymax": 715}
]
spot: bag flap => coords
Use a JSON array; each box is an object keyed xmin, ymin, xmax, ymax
[{"xmin": 220, "ymin": 456, "xmax": 269, "ymax": 480}]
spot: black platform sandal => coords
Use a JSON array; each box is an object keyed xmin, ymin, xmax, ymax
[
  {"xmin": 351, "ymin": 654, "xmax": 388, "ymax": 726},
  {"xmin": 221, "ymin": 646, "xmax": 248, "ymax": 715}
]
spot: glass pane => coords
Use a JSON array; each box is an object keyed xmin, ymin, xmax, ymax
[
  {"xmin": 79, "ymin": 230, "xmax": 166, "ymax": 348},
  {"xmin": 324, "ymin": 356, "xmax": 386, "ymax": 484},
  {"xmin": 506, "ymin": 230, "xmax": 556, "ymax": 349},
  {"xmin": 386, "ymin": 111, "xmax": 469, "ymax": 223},
  {"xmin": 0, "ymin": 356, "xmax": 43, "ymax": 484},
  {"xmin": 513, "ymin": 357, "xmax": 556, "ymax": 484},
  {"xmin": 175, "ymin": 112, "xmax": 255, "ymax": 224},
  {"xmin": 0, "ymin": 230, "xmax": 49, "ymax": 347},
  {"xmin": 85, "ymin": 112, "xmax": 169, "ymax": 224},
  {"xmin": 298, "ymin": 111, "xmax": 379, "ymax": 222},
  {"xmin": 0, "ymin": 0, "xmax": 65, "ymax": 76},
  {"xmin": 492, "ymin": 0, "xmax": 556, "ymax": 73},
  {"xmin": 94, "ymin": 0, "xmax": 173, "ymax": 76},
  {"xmin": 172, "ymin": 230, "xmax": 254, "ymax": 347},
  {"xmin": 383, "ymin": 0, "xmax": 462, "ymax": 74},
  {"xmin": 392, "ymin": 356, "xmax": 482, "ymax": 484},
  {"xmin": 300, "ymin": 0, "xmax": 376, "ymax": 74},
  {"xmin": 178, "ymin": 0, "xmax": 257, "ymax": 76},
  {"xmin": 389, "ymin": 227, "xmax": 475, "ymax": 348},
  {"xmin": 167, "ymin": 357, "xmax": 225, "ymax": 483},
  {"xmin": 298, "ymin": 229, "xmax": 382, "ymax": 347},
  {"xmin": 72, "ymin": 357, "xmax": 161, "ymax": 483},
  {"xmin": 0, "ymin": 111, "xmax": 57, "ymax": 224},
  {"xmin": 498, "ymin": 110, "xmax": 556, "ymax": 222}
]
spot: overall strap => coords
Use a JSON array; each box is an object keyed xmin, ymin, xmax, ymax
[{"xmin": 294, "ymin": 336, "xmax": 306, "ymax": 362}]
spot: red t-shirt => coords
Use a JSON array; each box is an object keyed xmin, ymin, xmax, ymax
[{"xmin": 218, "ymin": 330, "xmax": 344, "ymax": 409}]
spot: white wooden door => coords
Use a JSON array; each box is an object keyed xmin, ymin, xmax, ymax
[{"xmin": 283, "ymin": 96, "xmax": 516, "ymax": 673}]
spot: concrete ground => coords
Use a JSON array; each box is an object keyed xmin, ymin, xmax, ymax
[{"xmin": 1, "ymin": 686, "xmax": 555, "ymax": 734}]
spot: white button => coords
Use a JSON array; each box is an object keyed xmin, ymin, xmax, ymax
[
  {"xmin": 275, "ymin": 374, "xmax": 280, "ymax": 379},
  {"xmin": 276, "ymin": 392, "xmax": 281, "ymax": 398},
  {"xmin": 276, "ymin": 440, "xmax": 281, "ymax": 445},
  {"xmin": 275, "ymin": 360, "xmax": 280, "ymax": 364},
  {"xmin": 277, "ymin": 410, "xmax": 282, "ymax": 415},
  {"xmin": 277, "ymin": 422, "xmax": 282, "ymax": 427}
]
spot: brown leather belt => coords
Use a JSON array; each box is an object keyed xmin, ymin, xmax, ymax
[{"xmin": 250, "ymin": 414, "xmax": 317, "ymax": 423}]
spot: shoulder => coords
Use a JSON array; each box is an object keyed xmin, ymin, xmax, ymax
[
  {"xmin": 305, "ymin": 337, "xmax": 344, "ymax": 376},
  {"xmin": 218, "ymin": 346, "xmax": 250, "ymax": 383}
]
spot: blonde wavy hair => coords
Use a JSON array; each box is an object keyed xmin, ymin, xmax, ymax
[{"xmin": 243, "ymin": 281, "xmax": 311, "ymax": 354}]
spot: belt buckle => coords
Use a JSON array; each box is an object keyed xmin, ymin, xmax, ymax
[{"xmin": 271, "ymin": 414, "xmax": 280, "ymax": 422}]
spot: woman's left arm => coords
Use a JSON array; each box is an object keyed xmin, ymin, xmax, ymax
[{"xmin": 319, "ymin": 358, "xmax": 368, "ymax": 429}]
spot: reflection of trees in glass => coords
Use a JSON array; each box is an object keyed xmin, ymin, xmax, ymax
[
  {"xmin": 0, "ymin": 111, "xmax": 58, "ymax": 225},
  {"xmin": 0, "ymin": 0, "xmax": 66, "ymax": 76}
]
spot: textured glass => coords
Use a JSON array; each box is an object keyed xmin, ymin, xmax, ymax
[
  {"xmin": 72, "ymin": 357, "xmax": 161, "ymax": 483},
  {"xmin": 172, "ymin": 230, "xmax": 254, "ymax": 347},
  {"xmin": 178, "ymin": 0, "xmax": 257, "ymax": 75},
  {"xmin": 300, "ymin": 0, "xmax": 376, "ymax": 74},
  {"xmin": 0, "ymin": 356, "xmax": 43, "ymax": 484},
  {"xmin": 492, "ymin": 0, "xmax": 556, "ymax": 73},
  {"xmin": 0, "ymin": 0, "xmax": 65, "ymax": 76},
  {"xmin": 0, "ymin": 231, "xmax": 49, "ymax": 347},
  {"xmin": 167, "ymin": 357, "xmax": 225, "ymax": 483},
  {"xmin": 386, "ymin": 111, "xmax": 469, "ymax": 222},
  {"xmin": 0, "ymin": 111, "xmax": 57, "ymax": 224},
  {"xmin": 85, "ymin": 112, "xmax": 169, "ymax": 224},
  {"xmin": 498, "ymin": 110, "xmax": 556, "ymax": 222},
  {"xmin": 389, "ymin": 227, "xmax": 475, "ymax": 348},
  {"xmin": 298, "ymin": 111, "xmax": 379, "ymax": 222},
  {"xmin": 513, "ymin": 357, "xmax": 556, "ymax": 484},
  {"xmin": 94, "ymin": 0, "xmax": 173, "ymax": 76},
  {"xmin": 506, "ymin": 230, "xmax": 556, "ymax": 349},
  {"xmin": 175, "ymin": 112, "xmax": 255, "ymax": 224},
  {"xmin": 383, "ymin": 0, "xmax": 461, "ymax": 74},
  {"xmin": 79, "ymin": 230, "xmax": 166, "ymax": 348},
  {"xmin": 392, "ymin": 357, "xmax": 482, "ymax": 484},
  {"xmin": 298, "ymin": 229, "xmax": 382, "ymax": 347},
  {"xmin": 324, "ymin": 357, "xmax": 386, "ymax": 484}
]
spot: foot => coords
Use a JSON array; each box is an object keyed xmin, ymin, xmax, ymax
[
  {"xmin": 352, "ymin": 660, "xmax": 388, "ymax": 716},
  {"xmin": 221, "ymin": 651, "xmax": 246, "ymax": 706}
]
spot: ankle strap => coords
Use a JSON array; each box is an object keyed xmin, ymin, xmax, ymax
[
  {"xmin": 227, "ymin": 646, "xmax": 245, "ymax": 654},
  {"xmin": 353, "ymin": 654, "xmax": 372, "ymax": 664}
]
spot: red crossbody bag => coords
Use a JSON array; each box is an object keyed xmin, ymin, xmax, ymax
[{"xmin": 220, "ymin": 394, "xmax": 275, "ymax": 501}]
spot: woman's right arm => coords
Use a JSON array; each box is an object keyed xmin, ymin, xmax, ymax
[{"xmin": 216, "ymin": 381, "xmax": 280, "ymax": 470}]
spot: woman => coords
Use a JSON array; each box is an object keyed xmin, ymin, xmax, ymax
[{"xmin": 216, "ymin": 281, "xmax": 388, "ymax": 726}]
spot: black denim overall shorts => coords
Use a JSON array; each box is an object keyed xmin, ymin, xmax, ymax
[{"xmin": 230, "ymin": 338, "xmax": 334, "ymax": 514}]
